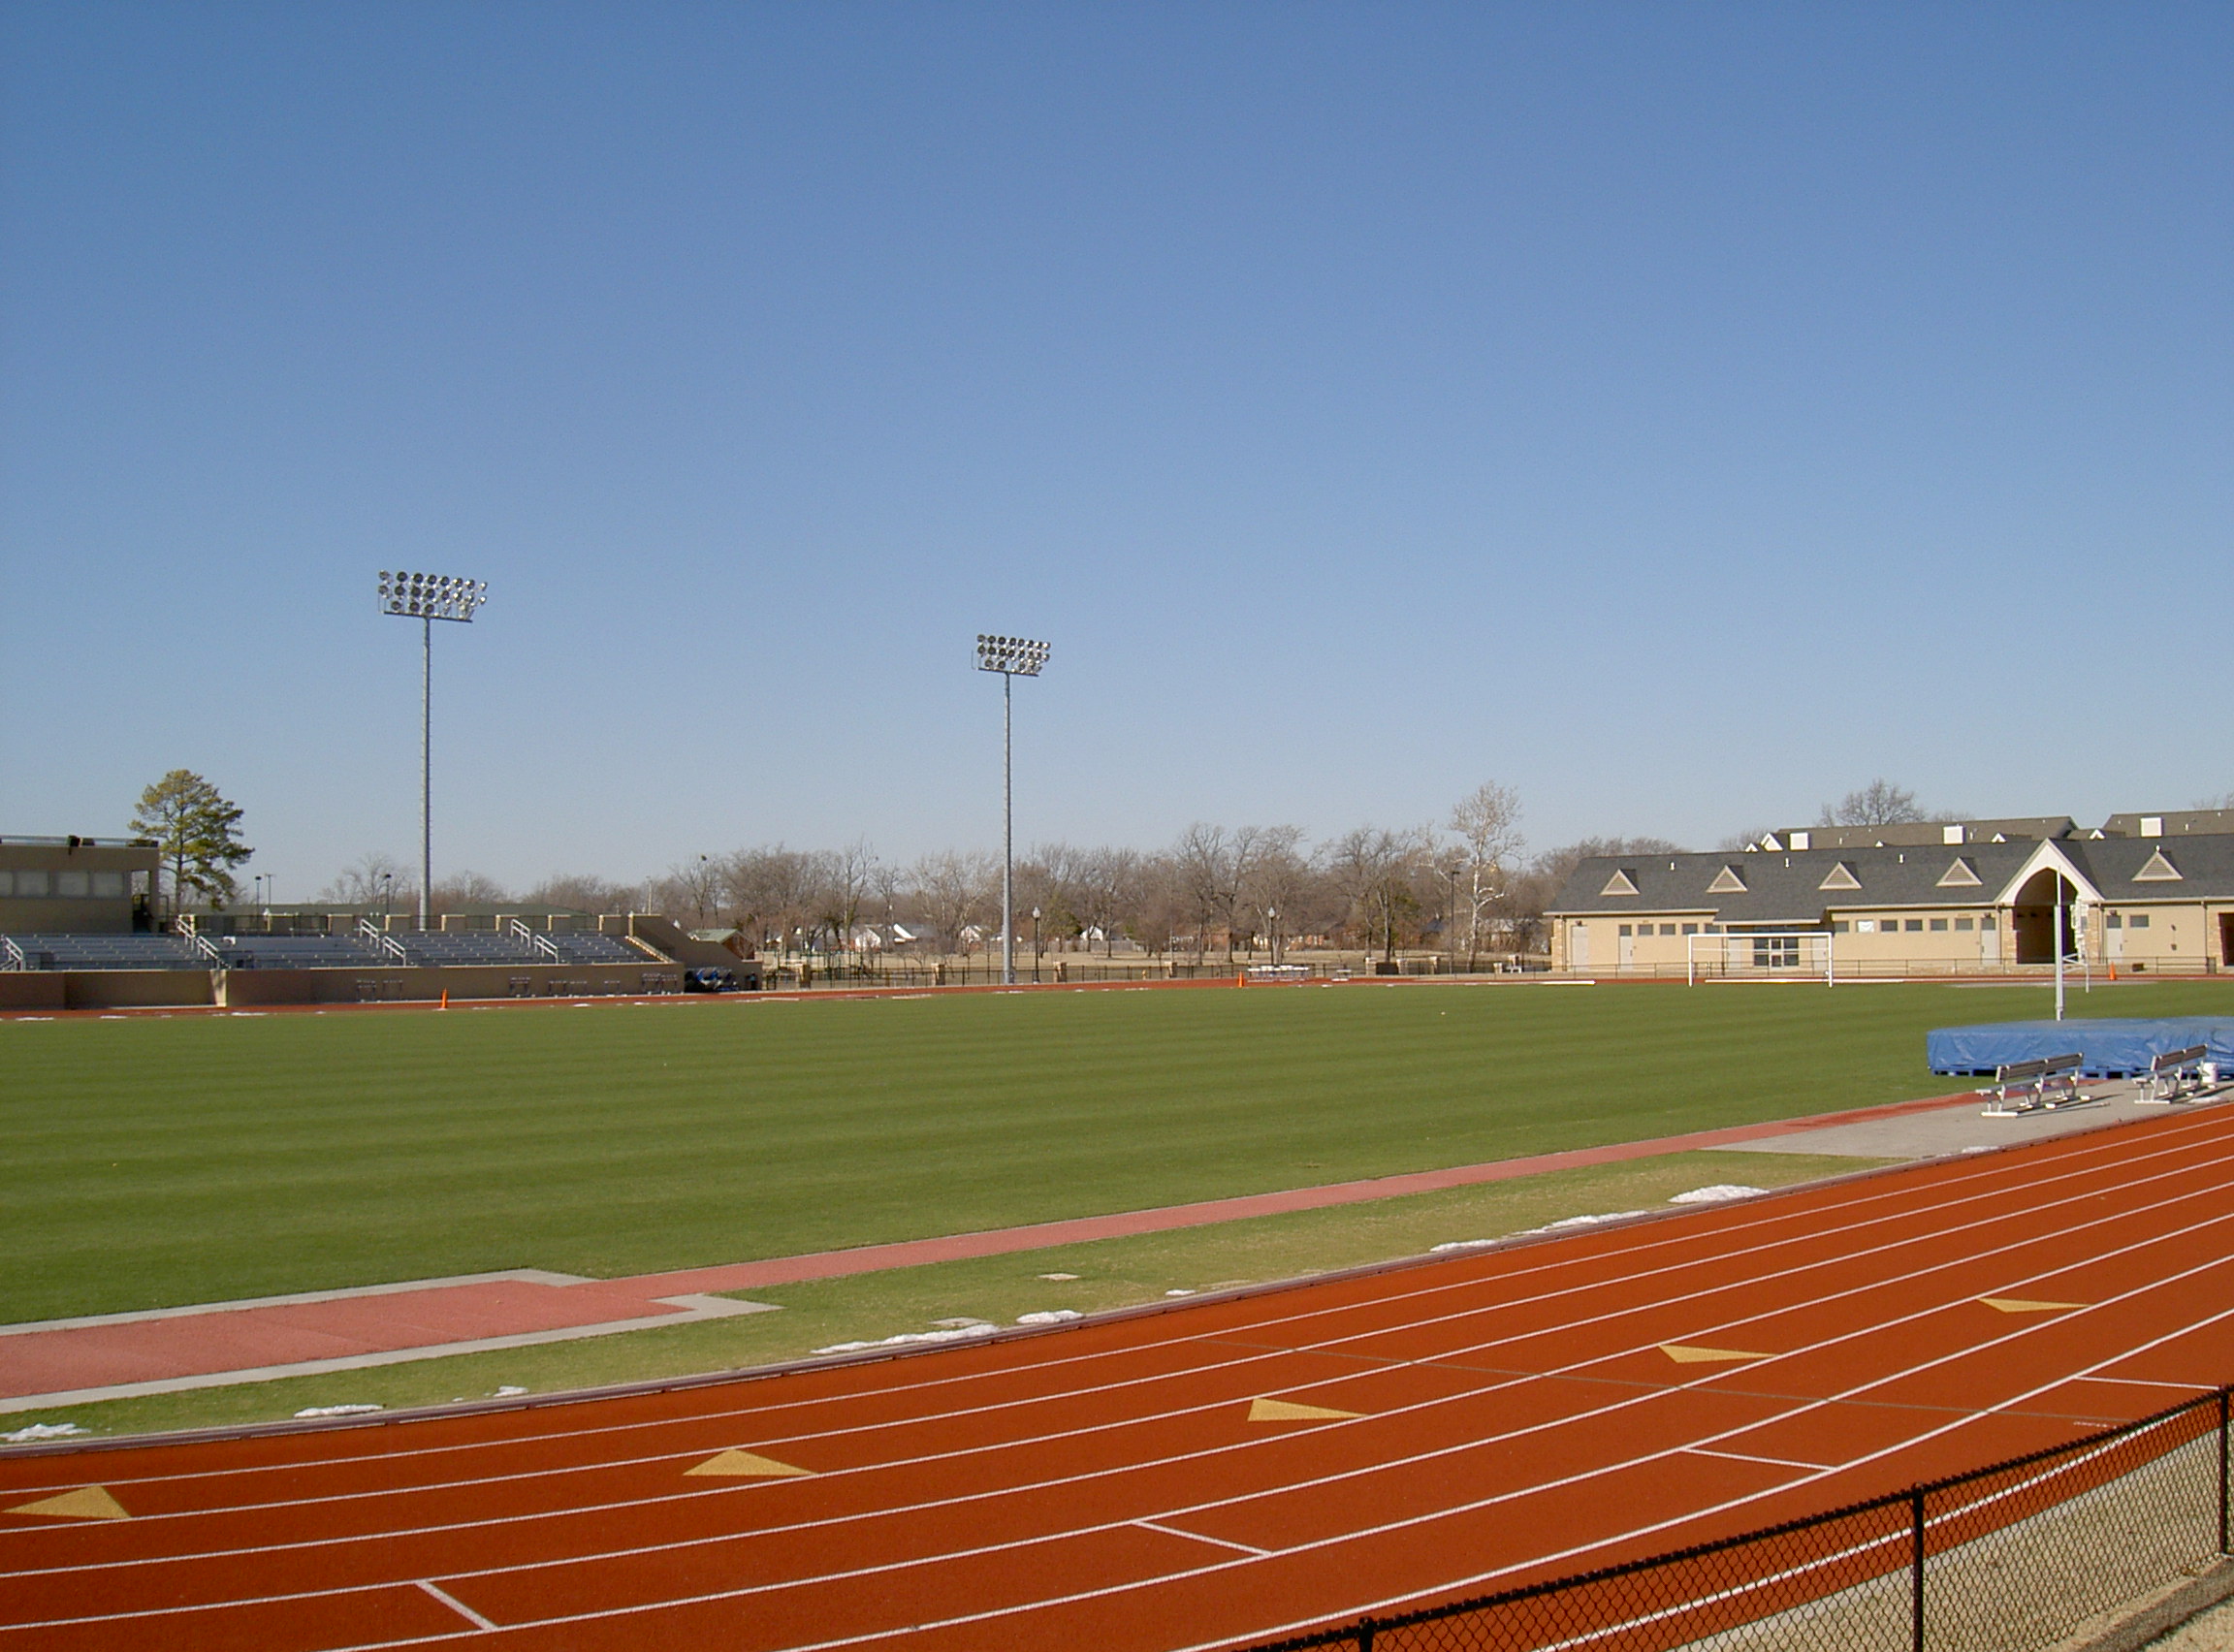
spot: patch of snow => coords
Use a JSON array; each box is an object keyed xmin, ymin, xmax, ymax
[
  {"xmin": 494, "ymin": 1385, "xmax": 527, "ymax": 1397},
  {"xmin": 294, "ymin": 1404, "xmax": 383, "ymax": 1418},
  {"xmin": 1164, "ymin": 1288, "xmax": 1197, "ymax": 1297},
  {"xmin": 812, "ymin": 1323, "xmax": 1001, "ymax": 1355},
  {"xmin": 1512, "ymin": 1211, "xmax": 1651, "ymax": 1236},
  {"xmin": 1669, "ymin": 1185, "xmax": 1767, "ymax": 1205},
  {"xmin": 1430, "ymin": 1239, "xmax": 1501, "ymax": 1253},
  {"xmin": 2, "ymin": 1422, "xmax": 86, "ymax": 1442},
  {"xmin": 1038, "ymin": 1272, "xmax": 1079, "ymax": 1281},
  {"xmin": 1017, "ymin": 1310, "xmax": 1083, "ymax": 1324}
]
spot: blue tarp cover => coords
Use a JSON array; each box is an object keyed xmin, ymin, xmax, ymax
[{"xmin": 1927, "ymin": 1018, "xmax": 2234, "ymax": 1076}]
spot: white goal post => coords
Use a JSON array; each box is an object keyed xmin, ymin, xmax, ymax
[{"xmin": 1685, "ymin": 930, "xmax": 1835, "ymax": 986}]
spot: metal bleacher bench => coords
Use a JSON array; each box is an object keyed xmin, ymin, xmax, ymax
[
  {"xmin": 2136, "ymin": 1045, "xmax": 2216, "ymax": 1106},
  {"xmin": 1981, "ymin": 1053, "xmax": 2088, "ymax": 1117}
]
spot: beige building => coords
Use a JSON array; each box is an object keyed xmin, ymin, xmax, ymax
[
  {"xmin": 0, "ymin": 836, "xmax": 159, "ymax": 934},
  {"xmin": 1548, "ymin": 813, "xmax": 2234, "ymax": 977}
]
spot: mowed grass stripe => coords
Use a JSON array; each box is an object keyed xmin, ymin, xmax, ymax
[{"xmin": 6, "ymin": 981, "xmax": 2227, "ymax": 1322}]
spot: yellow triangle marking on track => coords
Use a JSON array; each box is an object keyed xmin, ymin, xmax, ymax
[
  {"xmin": 685, "ymin": 1449, "xmax": 812, "ymax": 1478},
  {"xmin": 7, "ymin": 1485, "xmax": 128, "ymax": 1521},
  {"xmin": 1249, "ymin": 1398, "xmax": 1364, "ymax": 1422},
  {"xmin": 1981, "ymin": 1297, "xmax": 2087, "ymax": 1314},
  {"xmin": 1661, "ymin": 1344, "xmax": 1772, "ymax": 1365}
]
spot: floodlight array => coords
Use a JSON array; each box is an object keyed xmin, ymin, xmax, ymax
[
  {"xmin": 974, "ymin": 634, "xmax": 1051, "ymax": 676},
  {"xmin": 378, "ymin": 571, "xmax": 489, "ymax": 622}
]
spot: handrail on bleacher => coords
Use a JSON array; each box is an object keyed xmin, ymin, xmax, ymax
[{"xmin": 1981, "ymin": 1052, "xmax": 2088, "ymax": 1117}]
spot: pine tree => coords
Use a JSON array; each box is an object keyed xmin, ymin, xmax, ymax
[{"xmin": 130, "ymin": 771, "xmax": 252, "ymax": 913}]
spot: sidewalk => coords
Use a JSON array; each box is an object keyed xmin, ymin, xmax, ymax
[{"xmin": 0, "ymin": 1087, "xmax": 1995, "ymax": 1414}]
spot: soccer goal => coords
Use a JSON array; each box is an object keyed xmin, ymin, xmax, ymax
[{"xmin": 1685, "ymin": 930, "xmax": 1835, "ymax": 986}]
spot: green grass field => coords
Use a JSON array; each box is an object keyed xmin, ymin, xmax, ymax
[{"xmin": 12, "ymin": 977, "xmax": 2232, "ymax": 1327}]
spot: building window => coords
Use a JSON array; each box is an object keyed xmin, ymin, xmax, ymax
[
  {"xmin": 2131, "ymin": 914, "xmax": 2152, "ymax": 930},
  {"xmin": 1618, "ymin": 924, "xmax": 1633, "ymax": 937},
  {"xmin": 1832, "ymin": 920, "xmax": 1850, "ymax": 934},
  {"xmin": 1981, "ymin": 913, "xmax": 1996, "ymax": 931},
  {"xmin": 90, "ymin": 871, "xmax": 125, "ymax": 898},
  {"xmin": 1680, "ymin": 923, "xmax": 1698, "ymax": 936},
  {"xmin": 2105, "ymin": 912, "xmax": 2122, "ymax": 929},
  {"xmin": 1658, "ymin": 924, "xmax": 1676, "ymax": 937},
  {"xmin": 1904, "ymin": 919, "xmax": 1924, "ymax": 932},
  {"xmin": 1955, "ymin": 917, "xmax": 1973, "ymax": 932},
  {"xmin": 14, "ymin": 870, "xmax": 48, "ymax": 898},
  {"xmin": 1856, "ymin": 919, "xmax": 1876, "ymax": 934},
  {"xmin": 1929, "ymin": 917, "xmax": 1948, "ymax": 932},
  {"xmin": 55, "ymin": 871, "xmax": 89, "ymax": 898}
]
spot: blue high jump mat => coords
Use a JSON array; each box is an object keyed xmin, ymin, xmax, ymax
[{"xmin": 1927, "ymin": 1018, "xmax": 2234, "ymax": 1077}]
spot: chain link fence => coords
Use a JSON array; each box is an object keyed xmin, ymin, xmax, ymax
[{"xmin": 1239, "ymin": 1390, "xmax": 2230, "ymax": 1652}]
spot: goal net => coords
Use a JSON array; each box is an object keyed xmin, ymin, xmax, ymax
[{"xmin": 1685, "ymin": 930, "xmax": 1835, "ymax": 985}]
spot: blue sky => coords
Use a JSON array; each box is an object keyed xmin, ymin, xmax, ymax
[{"xmin": 3, "ymin": 2, "xmax": 2227, "ymax": 895}]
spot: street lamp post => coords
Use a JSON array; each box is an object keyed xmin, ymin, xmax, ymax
[
  {"xmin": 378, "ymin": 572, "xmax": 488, "ymax": 931},
  {"xmin": 974, "ymin": 634, "xmax": 1051, "ymax": 986},
  {"xmin": 1031, "ymin": 905, "xmax": 1041, "ymax": 982},
  {"xmin": 1266, "ymin": 905, "xmax": 1280, "ymax": 969}
]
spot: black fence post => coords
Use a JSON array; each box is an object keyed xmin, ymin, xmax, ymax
[
  {"xmin": 2219, "ymin": 1388, "xmax": 2230, "ymax": 1557},
  {"xmin": 1910, "ymin": 1487, "xmax": 1928, "ymax": 1652},
  {"xmin": 1356, "ymin": 1618, "xmax": 1376, "ymax": 1652}
]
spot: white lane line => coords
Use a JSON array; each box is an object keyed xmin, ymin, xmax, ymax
[
  {"xmin": 39, "ymin": 1107, "xmax": 2227, "ymax": 1530},
  {"xmin": 2073, "ymin": 1374, "xmax": 2218, "ymax": 1390},
  {"xmin": 1134, "ymin": 1519, "xmax": 1272, "ymax": 1557},
  {"xmin": 271, "ymin": 1284, "xmax": 2234, "ymax": 1652},
  {"xmin": 413, "ymin": 1581, "xmax": 495, "ymax": 1632},
  {"xmin": 1683, "ymin": 1446, "xmax": 1835, "ymax": 1473},
  {"xmin": 17, "ymin": 1129, "xmax": 2232, "ymax": 1585},
  {"xmin": 25, "ymin": 1187, "xmax": 2234, "ymax": 1636}
]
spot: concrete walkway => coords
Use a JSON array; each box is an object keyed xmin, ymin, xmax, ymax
[{"xmin": 7, "ymin": 1082, "xmax": 2161, "ymax": 1415}]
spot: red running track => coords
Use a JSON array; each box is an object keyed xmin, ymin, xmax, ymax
[{"xmin": 7, "ymin": 1105, "xmax": 2234, "ymax": 1651}]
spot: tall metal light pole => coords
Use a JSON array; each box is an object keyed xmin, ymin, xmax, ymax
[
  {"xmin": 379, "ymin": 572, "xmax": 489, "ymax": 930},
  {"xmin": 974, "ymin": 634, "xmax": 1051, "ymax": 986}
]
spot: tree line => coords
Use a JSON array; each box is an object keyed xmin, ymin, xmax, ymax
[{"xmin": 319, "ymin": 783, "xmax": 1689, "ymax": 962}]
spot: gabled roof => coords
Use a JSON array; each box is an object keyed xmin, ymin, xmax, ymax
[{"xmin": 1548, "ymin": 833, "xmax": 2234, "ymax": 923}]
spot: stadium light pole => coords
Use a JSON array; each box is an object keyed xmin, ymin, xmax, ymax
[
  {"xmin": 974, "ymin": 634, "xmax": 1051, "ymax": 986},
  {"xmin": 378, "ymin": 572, "xmax": 489, "ymax": 931}
]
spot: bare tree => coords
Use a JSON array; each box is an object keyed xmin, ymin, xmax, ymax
[
  {"xmin": 1237, "ymin": 826, "xmax": 1312, "ymax": 965},
  {"xmin": 812, "ymin": 840, "xmax": 878, "ymax": 955},
  {"xmin": 320, "ymin": 851, "xmax": 412, "ymax": 909},
  {"xmin": 718, "ymin": 846, "xmax": 815, "ymax": 952},
  {"xmin": 1325, "ymin": 825, "xmax": 1428, "ymax": 962},
  {"xmin": 1819, "ymin": 780, "xmax": 1926, "ymax": 828},
  {"xmin": 428, "ymin": 871, "xmax": 511, "ymax": 918},
  {"xmin": 1448, "ymin": 781, "xmax": 1524, "ymax": 962},
  {"xmin": 522, "ymin": 872, "xmax": 646, "ymax": 913},
  {"xmin": 911, "ymin": 850, "xmax": 996, "ymax": 954},
  {"xmin": 1070, "ymin": 845, "xmax": 1142, "ymax": 956}
]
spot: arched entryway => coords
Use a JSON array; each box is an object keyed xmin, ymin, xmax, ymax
[{"xmin": 2010, "ymin": 869, "xmax": 2082, "ymax": 965}]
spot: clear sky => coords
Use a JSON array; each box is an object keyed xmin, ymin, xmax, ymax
[{"xmin": 4, "ymin": 2, "xmax": 2227, "ymax": 896}]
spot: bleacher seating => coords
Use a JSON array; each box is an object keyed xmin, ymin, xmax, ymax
[
  {"xmin": 543, "ymin": 932, "xmax": 644, "ymax": 966},
  {"xmin": 393, "ymin": 931, "xmax": 548, "ymax": 967},
  {"xmin": 2, "ymin": 934, "xmax": 204, "ymax": 970},
  {"xmin": 3, "ymin": 927, "xmax": 658, "ymax": 973},
  {"xmin": 207, "ymin": 935, "xmax": 385, "ymax": 969}
]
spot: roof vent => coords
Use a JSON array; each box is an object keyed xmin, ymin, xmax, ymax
[
  {"xmin": 1936, "ymin": 858, "xmax": 1983, "ymax": 888},
  {"xmin": 1600, "ymin": 869, "xmax": 1641, "ymax": 897},
  {"xmin": 1786, "ymin": 831, "xmax": 1809, "ymax": 851},
  {"xmin": 1707, "ymin": 866, "xmax": 1747, "ymax": 895},
  {"xmin": 2142, "ymin": 816, "xmax": 2163, "ymax": 838},
  {"xmin": 1819, "ymin": 862, "xmax": 1862, "ymax": 891},
  {"xmin": 1943, "ymin": 824, "xmax": 1964, "ymax": 845},
  {"xmin": 2134, "ymin": 848, "xmax": 2183, "ymax": 882}
]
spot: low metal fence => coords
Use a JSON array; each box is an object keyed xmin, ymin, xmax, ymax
[{"xmin": 1238, "ymin": 1388, "xmax": 2230, "ymax": 1652}]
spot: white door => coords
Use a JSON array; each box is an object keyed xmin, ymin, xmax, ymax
[
  {"xmin": 1980, "ymin": 917, "xmax": 2000, "ymax": 966},
  {"xmin": 1618, "ymin": 930, "xmax": 1635, "ymax": 969},
  {"xmin": 1570, "ymin": 922, "xmax": 1589, "ymax": 969}
]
